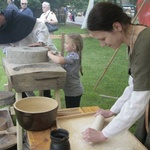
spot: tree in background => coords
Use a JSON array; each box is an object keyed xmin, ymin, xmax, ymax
[{"xmin": 0, "ymin": 0, "xmax": 137, "ymax": 20}]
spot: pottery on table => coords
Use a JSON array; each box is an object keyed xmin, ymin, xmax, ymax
[
  {"xmin": 50, "ymin": 128, "xmax": 70, "ymax": 150},
  {"xmin": 13, "ymin": 96, "xmax": 58, "ymax": 131}
]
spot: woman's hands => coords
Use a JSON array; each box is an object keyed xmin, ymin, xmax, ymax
[
  {"xmin": 82, "ymin": 109, "xmax": 115, "ymax": 144},
  {"xmin": 95, "ymin": 109, "xmax": 115, "ymax": 118},
  {"xmin": 82, "ymin": 128, "xmax": 107, "ymax": 143}
]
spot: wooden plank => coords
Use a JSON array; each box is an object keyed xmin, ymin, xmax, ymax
[
  {"xmin": 28, "ymin": 129, "xmax": 51, "ymax": 150},
  {"xmin": 81, "ymin": 106, "xmax": 100, "ymax": 113},
  {"xmin": 50, "ymin": 34, "xmax": 91, "ymax": 39},
  {"xmin": 57, "ymin": 112, "xmax": 95, "ymax": 123},
  {"xmin": 50, "ymin": 34, "xmax": 62, "ymax": 39},
  {"xmin": 54, "ymin": 89, "xmax": 61, "ymax": 109},
  {"xmin": 57, "ymin": 107, "xmax": 83, "ymax": 116},
  {"xmin": 27, "ymin": 107, "xmax": 86, "ymax": 150},
  {"xmin": 16, "ymin": 92, "xmax": 23, "ymax": 150}
]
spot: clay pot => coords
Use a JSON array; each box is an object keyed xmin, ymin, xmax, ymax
[
  {"xmin": 0, "ymin": 117, "xmax": 7, "ymax": 131},
  {"xmin": 50, "ymin": 128, "xmax": 70, "ymax": 150},
  {"xmin": 13, "ymin": 96, "xmax": 58, "ymax": 131}
]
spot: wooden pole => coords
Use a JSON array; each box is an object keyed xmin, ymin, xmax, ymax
[
  {"xmin": 94, "ymin": 0, "xmax": 147, "ymax": 91},
  {"xmin": 132, "ymin": 0, "xmax": 146, "ymax": 23},
  {"xmin": 61, "ymin": 33, "xmax": 65, "ymax": 56},
  {"xmin": 94, "ymin": 47, "xmax": 120, "ymax": 91}
]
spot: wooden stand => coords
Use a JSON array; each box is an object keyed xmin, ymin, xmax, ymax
[{"xmin": 2, "ymin": 59, "xmax": 66, "ymax": 150}]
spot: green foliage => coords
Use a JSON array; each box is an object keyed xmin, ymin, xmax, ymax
[
  {"xmin": 1, "ymin": 0, "xmax": 138, "ymax": 11},
  {"xmin": 0, "ymin": 1, "xmax": 7, "ymax": 10}
]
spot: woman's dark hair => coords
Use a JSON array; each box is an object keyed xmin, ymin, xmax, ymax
[{"xmin": 87, "ymin": 2, "xmax": 132, "ymax": 31}]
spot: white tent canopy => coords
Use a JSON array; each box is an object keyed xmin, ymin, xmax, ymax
[{"xmin": 81, "ymin": 0, "xmax": 94, "ymax": 29}]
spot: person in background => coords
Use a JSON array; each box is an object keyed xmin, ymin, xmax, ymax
[
  {"xmin": 0, "ymin": 9, "xmax": 57, "ymax": 98},
  {"xmin": 19, "ymin": 0, "xmax": 33, "ymax": 17},
  {"xmin": 47, "ymin": 33, "xmax": 84, "ymax": 108},
  {"xmin": 6, "ymin": 0, "xmax": 19, "ymax": 11},
  {"xmin": 39, "ymin": 1, "xmax": 58, "ymax": 25},
  {"xmin": 63, "ymin": 6, "xmax": 68, "ymax": 21},
  {"xmin": 82, "ymin": 2, "xmax": 150, "ymax": 149},
  {"xmin": 71, "ymin": 9, "xmax": 76, "ymax": 22},
  {"xmin": 39, "ymin": 1, "xmax": 58, "ymax": 96}
]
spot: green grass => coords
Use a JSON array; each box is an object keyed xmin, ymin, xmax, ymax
[
  {"xmin": 53, "ymin": 24, "xmax": 129, "ymax": 108},
  {"xmin": 0, "ymin": 23, "xmax": 136, "ymax": 133}
]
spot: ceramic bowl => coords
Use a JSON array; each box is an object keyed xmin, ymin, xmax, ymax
[
  {"xmin": 0, "ymin": 117, "xmax": 7, "ymax": 131},
  {"xmin": 13, "ymin": 96, "xmax": 58, "ymax": 131}
]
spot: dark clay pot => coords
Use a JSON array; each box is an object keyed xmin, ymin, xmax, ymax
[
  {"xmin": 50, "ymin": 128, "xmax": 70, "ymax": 150},
  {"xmin": 14, "ymin": 97, "xmax": 58, "ymax": 131}
]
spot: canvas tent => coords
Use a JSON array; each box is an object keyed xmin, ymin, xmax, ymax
[{"xmin": 137, "ymin": 0, "xmax": 150, "ymax": 26}]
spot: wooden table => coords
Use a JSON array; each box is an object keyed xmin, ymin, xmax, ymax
[{"xmin": 27, "ymin": 106, "xmax": 148, "ymax": 150}]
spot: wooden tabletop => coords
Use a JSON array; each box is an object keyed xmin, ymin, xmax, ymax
[
  {"xmin": 27, "ymin": 106, "xmax": 99, "ymax": 150},
  {"xmin": 27, "ymin": 106, "xmax": 147, "ymax": 150}
]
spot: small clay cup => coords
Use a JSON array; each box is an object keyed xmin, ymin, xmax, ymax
[{"xmin": 50, "ymin": 128, "xmax": 70, "ymax": 150}]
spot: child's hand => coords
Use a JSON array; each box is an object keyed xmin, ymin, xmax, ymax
[
  {"xmin": 58, "ymin": 52, "xmax": 61, "ymax": 56},
  {"xmin": 48, "ymin": 51, "xmax": 53, "ymax": 55},
  {"xmin": 44, "ymin": 46, "xmax": 51, "ymax": 51},
  {"xmin": 45, "ymin": 46, "xmax": 59, "ymax": 55}
]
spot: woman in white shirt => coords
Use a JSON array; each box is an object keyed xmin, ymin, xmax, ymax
[
  {"xmin": 82, "ymin": 2, "xmax": 150, "ymax": 149},
  {"xmin": 39, "ymin": 1, "xmax": 58, "ymax": 25}
]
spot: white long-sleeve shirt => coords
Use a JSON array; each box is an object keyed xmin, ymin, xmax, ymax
[
  {"xmin": 102, "ymin": 76, "xmax": 150, "ymax": 138},
  {"xmin": 39, "ymin": 10, "xmax": 58, "ymax": 24}
]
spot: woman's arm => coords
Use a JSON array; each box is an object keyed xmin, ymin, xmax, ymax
[
  {"xmin": 110, "ymin": 75, "xmax": 133, "ymax": 114},
  {"xmin": 102, "ymin": 90, "xmax": 150, "ymax": 138},
  {"xmin": 95, "ymin": 76, "xmax": 133, "ymax": 118},
  {"xmin": 82, "ymin": 91, "xmax": 150, "ymax": 143}
]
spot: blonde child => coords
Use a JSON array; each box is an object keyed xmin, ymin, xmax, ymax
[{"xmin": 48, "ymin": 33, "xmax": 84, "ymax": 108}]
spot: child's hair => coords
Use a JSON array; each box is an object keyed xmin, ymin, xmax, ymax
[{"xmin": 67, "ymin": 33, "xmax": 83, "ymax": 76}]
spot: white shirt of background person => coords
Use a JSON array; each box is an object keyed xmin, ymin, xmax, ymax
[{"xmin": 39, "ymin": 1, "xmax": 58, "ymax": 24}]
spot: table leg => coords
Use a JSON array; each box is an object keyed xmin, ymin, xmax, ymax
[
  {"xmin": 16, "ymin": 92, "xmax": 23, "ymax": 150},
  {"xmin": 54, "ymin": 89, "xmax": 61, "ymax": 109},
  {"xmin": 39, "ymin": 90, "xmax": 43, "ymax": 96},
  {"xmin": 4, "ymin": 80, "xmax": 12, "ymax": 91}
]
